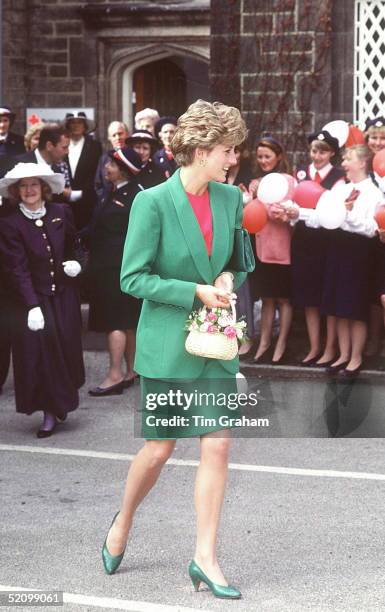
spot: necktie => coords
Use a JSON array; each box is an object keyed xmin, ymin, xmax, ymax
[{"xmin": 314, "ymin": 171, "xmax": 322, "ymax": 184}]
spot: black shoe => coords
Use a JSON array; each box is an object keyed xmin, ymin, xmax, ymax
[
  {"xmin": 37, "ymin": 424, "xmax": 56, "ymax": 438},
  {"xmin": 88, "ymin": 381, "xmax": 125, "ymax": 396},
  {"xmin": 300, "ymin": 352, "xmax": 322, "ymax": 367},
  {"xmin": 252, "ymin": 346, "xmax": 273, "ymax": 364},
  {"xmin": 339, "ymin": 363, "xmax": 362, "ymax": 379},
  {"xmin": 314, "ymin": 357, "xmax": 337, "ymax": 368},
  {"xmin": 325, "ymin": 361, "xmax": 349, "ymax": 374},
  {"xmin": 271, "ymin": 351, "xmax": 289, "ymax": 366},
  {"xmin": 122, "ymin": 377, "xmax": 137, "ymax": 389}
]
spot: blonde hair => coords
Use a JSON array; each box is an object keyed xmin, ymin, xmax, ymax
[
  {"xmin": 171, "ymin": 99, "xmax": 248, "ymax": 166},
  {"xmin": 24, "ymin": 122, "xmax": 44, "ymax": 151},
  {"xmin": 344, "ymin": 144, "xmax": 373, "ymax": 173}
]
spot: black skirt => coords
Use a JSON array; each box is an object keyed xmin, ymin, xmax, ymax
[
  {"xmin": 321, "ymin": 230, "xmax": 374, "ymax": 321},
  {"xmin": 88, "ymin": 267, "xmax": 142, "ymax": 332},
  {"xmin": 11, "ymin": 287, "xmax": 85, "ymax": 417},
  {"xmin": 249, "ymin": 255, "xmax": 291, "ymax": 300},
  {"xmin": 291, "ymin": 222, "xmax": 327, "ymax": 308},
  {"xmin": 370, "ymin": 239, "xmax": 385, "ymax": 303}
]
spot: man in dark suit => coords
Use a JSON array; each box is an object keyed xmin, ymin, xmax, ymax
[
  {"xmin": 0, "ymin": 106, "xmax": 25, "ymax": 159},
  {"xmin": 65, "ymin": 112, "xmax": 102, "ymax": 230}
]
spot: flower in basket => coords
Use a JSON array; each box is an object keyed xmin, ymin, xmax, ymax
[{"xmin": 185, "ymin": 306, "xmax": 247, "ymax": 343}]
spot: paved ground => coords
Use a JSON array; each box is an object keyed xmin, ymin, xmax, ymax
[{"xmin": 1, "ymin": 351, "xmax": 385, "ymax": 612}]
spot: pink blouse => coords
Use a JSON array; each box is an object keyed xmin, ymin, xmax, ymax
[{"xmin": 186, "ymin": 191, "xmax": 213, "ymax": 256}]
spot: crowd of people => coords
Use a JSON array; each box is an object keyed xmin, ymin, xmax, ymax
[{"xmin": 1, "ymin": 102, "xmax": 385, "ymax": 440}]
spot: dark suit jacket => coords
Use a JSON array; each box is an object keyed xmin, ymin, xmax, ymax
[
  {"xmin": 153, "ymin": 148, "xmax": 178, "ymax": 179},
  {"xmin": 0, "ymin": 132, "xmax": 25, "ymax": 158},
  {"xmin": 66, "ymin": 136, "xmax": 103, "ymax": 230},
  {"xmin": 94, "ymin": 151, "xmax": 111, "ymax": 201}
]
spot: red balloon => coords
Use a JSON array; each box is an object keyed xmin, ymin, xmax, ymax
[
  {"xmin": 242, "ymin": 199, "xmax": 268, "ymax": 233},
  {"xmin": 375, "ymin": 206, "xmax": 385, "ymax": 229},
  {"xmin": 373, "ymin": 150, "xmax": 385, "ymax": 178},
  {"xmin": 293, "ymin": 180, "xmax": 325, "ymax": 209},
  {"xmin": 345, "ymin": 125, "xmax": 366, "ymax": 147}
]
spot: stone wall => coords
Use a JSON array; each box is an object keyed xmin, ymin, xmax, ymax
[{"xmin": 2, "ymin": 0, "xmax": 209, "ymax": 140}]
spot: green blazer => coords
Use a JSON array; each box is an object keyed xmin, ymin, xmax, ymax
[{"xmin": 120, "ymin": 168, "xmax": 247, "ymax": 379}]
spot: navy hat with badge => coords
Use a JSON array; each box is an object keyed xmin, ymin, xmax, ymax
[
  {"xmin": 126, "ymin": 129, "xmax": 158, "ymax": 147},
  {"xmin": 155, "ymin": 116, "xmax": 177, "ymax": 140},
  {"xmin": 307, "ymin": 129, "xmax": 340, "ymax": 154},
  {"xmin": 364, "ymin": 116, "xmax": 385, "ymax": 131},
  {"xmin": 108, "ymin": 146, "xmax": 142, "ymax": 175}
]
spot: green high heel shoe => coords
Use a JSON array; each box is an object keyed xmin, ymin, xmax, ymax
[
  {"xmin": 102, "ymin": 512, "xmax": 126, "ymax": 575},
  {"xmin": 188, "ymin": 560, "xmax": 242, "ymax": 599}
]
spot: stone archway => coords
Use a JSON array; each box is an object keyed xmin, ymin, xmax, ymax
[{"xmin": 107, "ymin": 44, "xmax": 209, "ymax": 131}]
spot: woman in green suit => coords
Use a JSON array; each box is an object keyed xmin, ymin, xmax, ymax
[{"xmin": 102, "ymin": 100, "xmax": 248, "ymax": 599}]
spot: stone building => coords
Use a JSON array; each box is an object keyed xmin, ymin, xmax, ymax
[{"xmin": 2, "ymin": 0, "xmax": 385, "ymax": 154}]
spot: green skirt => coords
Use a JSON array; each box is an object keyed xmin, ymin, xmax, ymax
[{"xmin": 139, "ymin": 360, "xmax": 241, "ymax": 439}]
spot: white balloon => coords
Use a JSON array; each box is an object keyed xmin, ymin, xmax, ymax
[
  {"xmin": 322, "ymin": 120, "xmax": 349, "ymax": 148},
  {"xmin": 257, "ymin": 173, "xmax": 289, "ymax": 204},
  {"xmin": 316, "ymin": 190, "xmax": 346, "ymax": 230}
]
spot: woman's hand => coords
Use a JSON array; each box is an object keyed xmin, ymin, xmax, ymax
[
  {"xmin": 28, "ymin": 307, "xmax": 45, "ymax": 331},
  {"xmin": 62, "ymin": 260, "xmax": 81, "ymax": 277},
  {"xmin": 196, "ymin": 284, "xmax": 236, "ymax": 309},
  {"xmin": 214, "ymin": 272, "xmax": 234, "ymax": 292}
]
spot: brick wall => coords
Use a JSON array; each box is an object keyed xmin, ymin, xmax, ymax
[{"xmin": 210, "ymin": 0, "xmax": 349, "ymax": 161}]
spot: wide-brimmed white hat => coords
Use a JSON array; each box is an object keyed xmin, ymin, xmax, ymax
[{"xmin": 0, "ymin": 163, "xmax": 65, "ymax": 197}]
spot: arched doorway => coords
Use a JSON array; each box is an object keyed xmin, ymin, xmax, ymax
[{"xmin": 122, "ymin": 54, "xmax": 209, "ymax": 129}]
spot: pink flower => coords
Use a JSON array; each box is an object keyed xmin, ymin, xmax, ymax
[
  {"xmin": 207, "ymin": 325, "xmax": 218, "ymax": 333},
  {"xmin": 224, "ymin": 326, "xmax": 237, "ymax": 338},
  {"xmin": 207, "ymin": 312, "xmax": 218, "ymax": 322}
]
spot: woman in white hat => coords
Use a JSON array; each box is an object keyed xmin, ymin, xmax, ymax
[{"xmin": 0, "ymin": 163, "xmax": 85, "ymax": 437}]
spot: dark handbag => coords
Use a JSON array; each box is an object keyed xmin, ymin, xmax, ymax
[{"xmin": 228, "ymin": 227, "xmax": 255, "ymax": 273}]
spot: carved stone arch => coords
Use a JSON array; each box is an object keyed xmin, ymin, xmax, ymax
[{"xmin": 107, "ymin": 43, "xmax": 210, "ymax": 130}]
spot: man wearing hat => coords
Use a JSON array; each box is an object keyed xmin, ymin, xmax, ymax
[
  {"xmin": 153, "ymin": 116, "xmax": 178, "ymax": 179},
  {"xmin": 0, "ymin": 106, "xmax": 25, "ymax": 159},
  {"xmin": 64, "ymin": 111, "xmax": 102, "ymax": 230}
]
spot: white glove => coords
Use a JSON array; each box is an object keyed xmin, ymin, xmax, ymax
[
  {"xmin": 28, "ymin": 307, "xmax": 45, "ymax": 331},
  {"xmin": 69, "ymin": 190, "xmax": 83, "ymax": 202},
  {"xmin": 62, "ymin": 260, "xmax": 81, "ymax": 277}
]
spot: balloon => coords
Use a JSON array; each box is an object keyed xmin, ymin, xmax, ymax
[
  {"xmin": 375, "ymin": 206, "xmax": 385, "ymax": 229},
  {"xmin": 373, "ymin": 150, "xmax": 385, "ymax": 177},
  {"xmin": 242, "ymin": 198, "xmax": 268, "ymax": 233},
  {"xmin": 316, "ymin": 190, "xmax": 346, "ymax": 230},
  {"xmin": 345, "ymin": 125, "xmax": 366, "ymax": 147},
  {"xmin": 322, "ymin": 120, "xmax": 349, "ymax": 147},
  {"xmin": 281, "ymin": 174, "xmax": 297, "ymax": 199},
  {"xmin": 257, "ymin": 173, "xmax": 290, "ymax": 204},
  {"xmin": 293, "ymin": 181, "xmax": 325, "ymax": 209}
]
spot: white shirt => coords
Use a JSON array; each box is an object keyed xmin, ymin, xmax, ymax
[
  {"xmin": 300, "ymin": 178, "xmax": 384, "ymax": 237},
  {"xmin": 68, "ymin": 137, "xmax": 85, "ymax": 178},
  {"xmin": 308, "ymin": 162, "xmax": 332, "ymax": 180},
  {"xmin": 35, "ymin": 148, "xmax": 51, "ymax": 168}
]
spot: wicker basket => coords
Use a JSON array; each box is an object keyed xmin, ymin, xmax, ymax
[{"xmin": 185, "ymin": 301, "xmax": 238, "ymax": 361}]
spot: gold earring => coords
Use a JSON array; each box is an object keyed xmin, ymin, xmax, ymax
[{"xmin": 199, "ymin": 158, "xmax": 206, "ymax": 166}]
